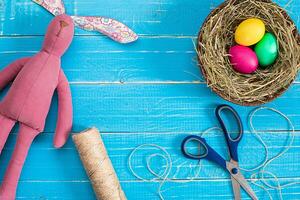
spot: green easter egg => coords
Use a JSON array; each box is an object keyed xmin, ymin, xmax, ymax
[{"xmin": 254, "ymin": 33, "xmax": 278, "ymax": 68}]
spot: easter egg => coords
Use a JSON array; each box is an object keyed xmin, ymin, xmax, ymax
[
  {"xmin": 254, "ymin": 33, "xmax": 278, "ymax": 68},
  {"xmin": 235, "ymin": 18, "xmax": 265, "ymax": 46},
  {"xmin": 229, "ymin": 45, "xmax": 258, "ymax": 74}
]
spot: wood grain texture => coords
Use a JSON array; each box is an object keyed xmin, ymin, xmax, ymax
[
  {"xmin": 0, "ymin": 0, "xmax": 300, "ymax": 199},
  {"xmin": 1, "ymin": 36, "xmax": 300, "ymax": 83}
]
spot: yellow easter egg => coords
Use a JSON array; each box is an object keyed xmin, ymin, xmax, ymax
[{"xmin": 235, "ymin": 18, "xmax": 265, "ymax": 46}]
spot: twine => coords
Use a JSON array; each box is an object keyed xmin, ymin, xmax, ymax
[
  {"xmin": 72, "ymin": 128, "xmax": 126, "ymax": 200},
  {"xmin": 128, "ymin": 107, "xmax": 297, "ymax": 199}
]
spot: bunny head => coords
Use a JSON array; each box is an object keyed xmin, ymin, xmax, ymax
[
  {"xmin": 33, "ymin": 0, "xmax": 138, "ymax": 44},
  {"xmin": 42, "ymin": 14, "xmax": 74, "ymax": 56}
]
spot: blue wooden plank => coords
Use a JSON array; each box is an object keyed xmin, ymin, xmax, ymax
[
  {"xmin": 1, "ymin": 83, "xmax": 300, "ymax": 134},
  {"xmin": 1, "ymin": 36, "xmax": 299, "ymax": 83},
  {"xmin": 0, "ymin": 0, "xmax": 219, "ymax": 36},
  {"xmin": 1, "ymin": 131, "xmax": 300, "ymax": 181},
  {"xmin": 68, "ymin": 84, "xmax": 300, "ymax": 132},
  {"xmin": 0, "ymin": 0, "xmax": 299, "ymax": 36},
  {"xmin": 17, "ymin": 181, "xmax": 96, "ymax": 199},
  {"xmin": 0, "ymin": 36, "xmax": 201, "ymax": 82},
  {"xmin": 13, "ymin": 179, "xmax": 300, "ymax": 199}
]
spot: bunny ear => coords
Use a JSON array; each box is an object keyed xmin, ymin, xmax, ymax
[
  {"xmin": 71, "ymin": 16, "xmax": 138, "ymax": 44},
  {"xmin": 32, "ymin": 0, "xmax": 65, "ymax": 16}
]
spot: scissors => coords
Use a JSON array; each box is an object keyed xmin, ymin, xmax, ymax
[{"xmin": 181, "ymin": 104, "xmax": 258, "ymax": 200}]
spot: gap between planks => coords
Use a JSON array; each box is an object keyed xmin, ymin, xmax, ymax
[
  {"xmin": 68, "ymin": 81, "xmax": 300, "ymax": 85},
  {"xmin": 0, "ymin": 35, "xmax": 198, "ymax": 38},
  {"xmin": 7, "ymin": 130, "xmax": 300, "ymax": 135},
  {"xmin": 12, "ymin": 176, "xmax": 300, "ymax": 183}
]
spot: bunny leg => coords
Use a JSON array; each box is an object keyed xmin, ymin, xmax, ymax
[
  {"xmin": 0, "ymin": 124, "xmax": 39, "ymax": 200},
  {"xmin": 0, "ymin": 114, "xmax": 16, "ymax": 155}
]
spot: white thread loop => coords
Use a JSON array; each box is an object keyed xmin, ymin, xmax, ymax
[{"xmin": 128, "ymin": 107, "xmax": 297, "ymax": 200}]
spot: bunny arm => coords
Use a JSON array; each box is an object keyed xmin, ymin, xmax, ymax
[
  {"xmin": 0, "ymin": 57, "xmax": 31, "ymax": 91},
  {"xmin": 53, "ymin": 69, "xmax": 72, "ymax": 148}
]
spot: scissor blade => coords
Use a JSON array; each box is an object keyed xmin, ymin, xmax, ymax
[
  {"xmin": 231, "ymin": 176, "xmax": 241, "ymax": 200},
  {"xmin": 232, "ymin": 173, "xmax": 258, "ymax": 200},
  {"xmin": 230, "ymin": 160, "xmax": 241, "ymax": 200},
  {"xmin": 226, "ymin": 162, "xmax": 257, "ymax": 200}
]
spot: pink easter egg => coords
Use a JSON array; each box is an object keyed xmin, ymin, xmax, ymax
[{"xmin": 229, "ymin": 45, "xmax": 258, "ymax": 74}]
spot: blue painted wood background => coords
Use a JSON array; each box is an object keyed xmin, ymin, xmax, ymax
[{"xmin": 0, "ymin": 0, "xmax": 300, "ymax": 199}]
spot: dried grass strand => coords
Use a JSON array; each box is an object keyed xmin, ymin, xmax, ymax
[{"xmin": 198, "ymin": 0, "xmax": 300, "ymax": 105}]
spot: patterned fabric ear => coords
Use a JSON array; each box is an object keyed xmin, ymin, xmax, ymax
[
  {"xmin": 32, "ymin": 0, "xmax": 138, "ymax": 43},
  {"xmin": 32, "ymin": 0, "xmax": 65, "ymax": 16},
  {"xmin": 71, "ymin": 16, "xmax": 138, "ymax": 44}
]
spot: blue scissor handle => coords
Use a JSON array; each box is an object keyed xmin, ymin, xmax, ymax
[
  {"xmin": 181, "ymin": 135, "xmax": 227, "ymax": 170},
  {"xmin": 216, "ymin": 104, "xmax": 243, "ymax": 162}
]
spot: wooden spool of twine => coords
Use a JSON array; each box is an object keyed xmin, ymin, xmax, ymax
[
  {"xmin": 72, "ymin": 128, "xmax": 126, "ymax": 200},
  {"xmin": 197, "ymin": 0, "xmax": 300, "ymax": 106}
]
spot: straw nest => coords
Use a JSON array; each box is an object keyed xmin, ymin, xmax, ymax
[{"xmin": 198, "ymin": 0, "xmax": 300, "ymax": 106}]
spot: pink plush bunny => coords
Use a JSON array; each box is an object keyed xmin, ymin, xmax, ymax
[
  {"xmin": 0, "ymin": 0, "xmax": 137, "ymax": 199},
  {"xmin": 0, "ymin": 14, "xmax": 74, "ymax": 199}
]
